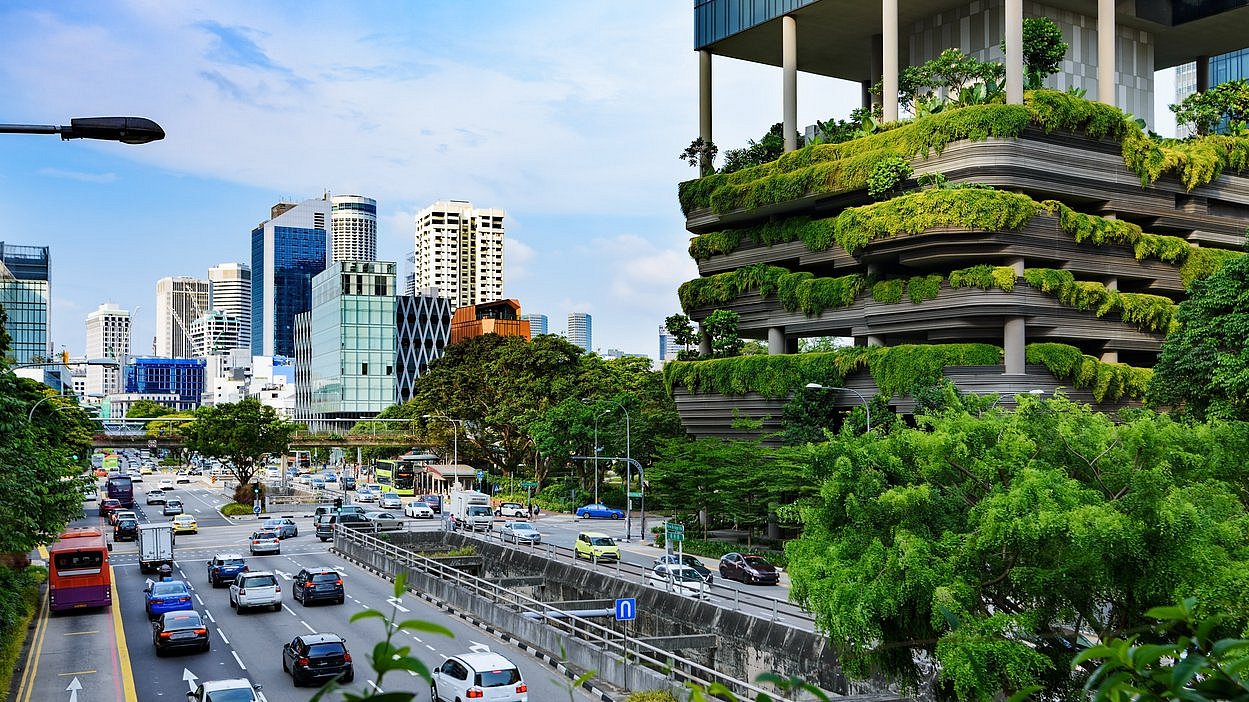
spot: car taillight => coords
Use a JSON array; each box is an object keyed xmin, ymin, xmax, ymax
[
  {"xmin": 305, "ymin": 581, "xmax": 313, "ymax": 587},
  {"xmin": 237, "ymin": 588, "xmax": 245, "ymax": 595},
  {"xmin": 242, "ymin": 566, "xmax": 249, "ymax": 572},
  {"xmin": 159, "ymin": 631, "xmax": 172, "ymax": 639},
  {"xmin": 342, "ymin": 652, "xmax": 352, "ymax": 662},
  {"xmin": 179, "ymin": 597, "xmax": 189, "ymax": 602},
  {"xmin": 194, "ymin": 628, "xmax": 207, "ymax": 635},
  {"xmin": 275, "ymin": 586, "xmax": 281, "ymax": 592},
  {"xmin": 298, "ymin": 657, "xmax": 309, "ymax": 666},
  {"xmin": 335, "ymin": 579, "xmax": 342, "ymax": 585},
  {"xmin": 466, "ymin": 689, "xmax": 484, "ymax": 699},
  {"xmin": 517, "ymin": 683, "xmax": 527, "ymax": 693}
]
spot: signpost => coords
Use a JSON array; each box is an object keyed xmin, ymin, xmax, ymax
[
  {"xmin": 615, "ymin": 598, "xmax": 637, "ymax": 688},
  {"xmin": 666, "ymin": 522, "xmax": 686, "ymax": 567}
]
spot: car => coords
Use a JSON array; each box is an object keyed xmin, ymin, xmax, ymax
[
  {"xmin": 187, "ymin": 678, "xmax": 264, "ymax": 702},
  {"xmin": 249, "ymin": 530, "xmax": 281, "ymax": 555},
  {"xmin": 282, "ymin": 633, "xmax": 353, "ymax": 686},
  {"xmin": 159, "ymin": 478, "xmax": 175, "ymax": 491},
  {"xmin": 130, "ymin": 472, "xmax": 144, "ymax": 482},
  {"xmin": 575, "ymin": 503, "xmax": 624, "ymax": 520},
  {"xmin": 354, "ymin": 487, "xmax": 378, "ymax": 502},
  {"xmin": 176, "ymin": 474, "xmax": 192, "ymax": 484},
  {"xmin": 228, "ymin": 571, "xmax": 282, "ymax": 612},
  {"xmin": 207, "ymin": 554, "xmax": 248, "ymax": 587},
  {"xmin": 431, "ymin": 651, "xmax": 527, "ymax": 702},
  {"xmin": 144, "ymin": 579, "xmax": 194, "ymax": 619},
  {"xmin": 418, "ymin": 495, "xmax": 442, "ymax": 513},
  {"xmin": 140, "ymin": 466, "xmax": 153, "ymax": 475},
  {"xmin": 323, "ymin": 472, "xmax": 338, "ymax": 482},
  {"xmin": 648, "ymin": 564, "xmax": 711, "ymax": 598},
  {"xmin": 718, "ymin": 552, "xmax": 780, "ymax": 585},
  {"xmin": 172, "ymin": 514, "xmax": 199, "ymax": 534},
  {"xmin": 653, "ymin": 553, "xmax": 714, "ymax": 583},
  {"xmin": 315, "ymin": 513, "xmax": 372, "ymax": 540},
  {"xmin": 114, "ymin": 517, "xmax": 139, "ymax": 541},
  {"xmin": 152, "ymin": 609, "xmax": 210, "ymax": 655},
  {"xmin": 292, "ymin": 567, "xmax": 345, "ymax": 606},
  {"xmin": 146, "ymin": 490, "xmax": 166, "ymax": 505},
  {"xmin": 403, "ymin": 501, "xmax": 434, "ymax": 519},
  {"xmin": 310, "ymin": 477, "xmax": 326, "ymax": 489},
  {"xmin": 111, "ymin": 509, "xmax": 137, "ymax": 526},
  {"xmin": 341, "ymin": 476, "xmax": 356, "ymax": 490},
  {"xmin": 574, "ymin": 531, "xmax": 620, "ymax": 561},
  {"xmin": 378, "ymin": 492, "xmax": 402, "ymax": 509},
  {"xmin": 362, "ymin": 511, "xmax": 404, "ymax": 531},
  {"xmin": 497, "ymin": 521, "xmax": 541, "ymax": 544},
  {"xmin": 99, "ymin": 498, "xmax": 122, "ymax": 518},
  {"xmin": 494, "ymin": 502, "xmax": 527, "ymax": 518},
  {"xmin": 261, "ymin": 517, "xmax": 297, "ymax": 539},
  {"xmin": 163, "ymin": 499, "xmax": 185, "ymax": 516},
  {"xmin": 82, "ymin": 486, "xmax": 98, "ymax": 501},
  {"xmin": 312, "ymin": 504, "xmax": 366, "ymax": 520}
]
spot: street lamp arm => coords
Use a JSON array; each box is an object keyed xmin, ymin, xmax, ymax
[
  {"xmin": 805, "ymin": 383, "xmax": 872, "ymax": 433},
  {"xmin": 0, "ymin": 117, "xmax": 165, "ymax": 144}
]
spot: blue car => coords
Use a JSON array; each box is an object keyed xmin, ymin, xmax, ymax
[
  {"xmin": 207, "ymin": 554, "xmax": 248, "ymax": 587},
  {"xmin": 145, "ymin": 580, "xmax": 193, "ymax": 619},
  {"xmin": 323, "ymin": 472, "xmax": 338, "ymax": 482},
  {"xmin": 575, "ymin": 503, "xmax": 624, "ymax": 520}
]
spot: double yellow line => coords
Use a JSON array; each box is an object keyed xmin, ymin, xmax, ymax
[{"xmin": 14, "ymin": 564, "xmax": 138, "ymax": 702}]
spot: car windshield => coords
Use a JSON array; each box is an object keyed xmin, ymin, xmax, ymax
[
  {"xmin": 311, "ymin": 573, "xmax": 339, "ymax": 583},
  {"xmin": 164, "ymin": 613, "xmax": 203, "ymax": 628},
  {"xmin": 204, "ymin": 688, "xmax": 257, "ymax": 702},
  {"xmin": 671, "ymin": 568, "xmax": 703, "ymax": 582},
  {"xmin": 221, "ymin": 558, "xmax": 245, "ymax": 567},
  {"xmin": 742, "ymin": 556, "xmax": 771, "ymax": 567},
  {"xmin": 151, "ymin": 582, "xmax": 186, "ymax": 596},
  {"xmin": 308, "ymin": 643, "xmax": 345, "ymax": 656},
  {"xmin": 466, "ymin": 506, "xmax": 491, "ymax": 516},
  {"xmin": 512, "ymin": 523, "xmax": 536, "ymax": 531},
  {"xmin": 478, "ymin": 668, "xmax": 522, "ymax": 686},
  {"xmin": 242, "ymin": 575, "xmax": 276, "ymax": 587},
  {"xmin": 117, "ymin": 519, "xmax": 137, "ymax": 528},
  {"xmin": 590, "ymin": 537, "xmax": 615, "ymax": 546}
]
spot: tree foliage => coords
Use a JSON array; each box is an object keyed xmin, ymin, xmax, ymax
[
  {"xmin": 181, "ymin": 398, "xmax": 298, "ymax": 503},
  {"xmin": 1149, "ymin": 252, "xmax": 1249, "ymax": 421},
  {"xmin": 1003, "ymin": 17, "xmax": 1068, "ymax": 90},
  {"xmin": 664, "ymin": 313, "xmax": 700, "ymax": 361},
  {"xmin": 1170, "ymin": 78, "xmax": 1249, "ymax": 136},
  {"xmin": 125, "ymin": 399, "xmax": 177, "ymax": 419},
  {"xmin": 785, "ymin": 394, "xmax": 1249, "ymax": 701},
  {"xmin": 702, "ymin": 309, "xmax": 744, "ymax": 358}
]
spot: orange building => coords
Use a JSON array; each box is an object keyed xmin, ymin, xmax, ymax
[{"xmin": 449, "ymin": 299, "xmax": 532, "ymax": 345}]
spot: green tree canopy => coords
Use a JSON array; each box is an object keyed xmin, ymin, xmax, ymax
[
  {"xmin": 1170, "ymin": 78, "xmax": 1249, "ymax": 135},
  {"xmin": 786, "ymin": 394, "xmax": 1249, "ymax": 702},
  {"xmin": 181, "ymin": 398, "xmax": 298, "ymax": 503},
  {"xmin": 125, "ymin": 399, "xmax": 177, "ymax": 419},
  {"xmin": 1148, "ymin": 252, "xmax": 1249, "ymax": 421}
]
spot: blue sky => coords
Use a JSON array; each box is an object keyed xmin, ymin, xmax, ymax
[{"xmin": 0, "ymin": 2, "xmax": 1177, "ymax": 360}]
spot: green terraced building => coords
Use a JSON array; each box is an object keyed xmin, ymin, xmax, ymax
[{"xmin": 673, "ymin": 0, "xmax": 1249, "ymax": 440}]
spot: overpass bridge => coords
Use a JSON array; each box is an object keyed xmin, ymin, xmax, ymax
[{"xmin": 91, "ymin": 432, "xmax": 426, "ymax": 449}]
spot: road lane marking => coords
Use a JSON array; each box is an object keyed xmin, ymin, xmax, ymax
[
  {"xmin": 109, "ymin": 565, "xmax": 139, "ymax": 701},
  {"xmin": 216, "ymin": 629, "xmax": 230, "ymax": 644},
  {"xmin": 301, "ymin": 620, "xmax": 316, "ymax": 633},
  {"xmin": 366, "ymin": 681, "xmax": 383, "ymax": 692},
  {"xmin": 195, "ymin": 595, "xmax": 204, "ymax": 605},
  {"xmin": 205, "ymin": 610, "xmax": 216, "ymax": 623},
  {"xmin": 283, "ymin": 604, "xmax": 297, "ymax": 615},
  {"xmin": 56, "ymin": 670, "xmax": 96, "ymax": 676},
  {"xmin": 232, "ymin": 651, "xmax": 247, "ymax": 670},
  {"xmin": 63, "ymin": 631, "xmax": 98, "ymax": 636}
]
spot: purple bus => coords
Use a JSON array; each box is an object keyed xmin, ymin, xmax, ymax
[{"xmin": 105, "ymin": 473, "xmax": 133, "ymax": 507}]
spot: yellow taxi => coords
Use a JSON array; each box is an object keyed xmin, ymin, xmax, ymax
[{"xmin": 171, "ymin": 514, "xmax": 198, "ymax": 534}]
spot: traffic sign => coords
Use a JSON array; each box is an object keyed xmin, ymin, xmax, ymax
[
  {"xmin": 667, "ymin": 533, "xmax": 685, "ymax": 542},
  {"xmin": 520, "ymin": 481, "xmax": 539, "ymax": 489},
  {"xmin": 627, "ymin": 491, "xmax": 644, "ymax": 498},
  {"xmin": 666, "ymin": 522, "xmax": 685, "ymax": 534},
  {"xmin": 476, "ymin": 470, "xmax": 485, "ymax": 480},
  {"xmin": 147, "ymin": 439, "xmax": 157, "ymax": 448},
  {"xmin": 253, "ymin": 504, "xmax": 261, "ymax": 515},
  {"xmin": 614, "ymin": 598, "xmax": 636, "ymax": 621}
]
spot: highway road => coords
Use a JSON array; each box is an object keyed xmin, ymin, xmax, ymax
[{"xmin": 24, "ymin": 477, "xmax": 600, "ymax": 702}]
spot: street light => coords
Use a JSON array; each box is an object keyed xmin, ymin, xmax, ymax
[
  {"xmin": 423, "ymin": 414, "xmax": 462, "ymax": 467},
  {"xmin": 0, "ymin": 117, "xmax": 165, "ymax": 144},
  {"xmin": 601, "ymin": 399, "xmax": 638, "ymax": 542},
  {"xmin": 805, "ymin": 383, "xmax": 872, "ymax": 433}
]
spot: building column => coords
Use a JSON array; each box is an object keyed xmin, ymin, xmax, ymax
[
  {"xmin": 699, "ymin": 329, "xmax": 712, "ymax": 356},
  {"xmin": 882, "ymin": 0, "xmax": 899, "ymax": 123},
  {"xmin": 1005, "ymin": 0, "xmax": 1024, "ymax": 104},
  {"xmin": 865, "ymin": 34, "xmax": 884, "ymax": 112},
  {"xmin": 1196, "ymin": 55, "xmax": 1210, "ymax": 93},
  {"xmin": 782, "ymin": 15, "xmax": 798, "ymax": 152},
  {"xmin": 768, "ymin": 327, "xmax": 786, "ymax": 355},
  {"xmin": 1005, "ymin": 256, "xmax": 1026, "ymax": 374},
  {"xmin": 1097, "ymin": 0, "xmax": 1116, "ymax": 107},
  {"xmin": 699, "ymin": 50, "xmax": 713, "ymax": 176}
]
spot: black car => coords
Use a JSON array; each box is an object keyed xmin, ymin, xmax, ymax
[
  {"xmin": 282, "ymin": 633, "xmax": 354, "ymax": 686},
  {"xmin": 418, "ymin": 494, "xmax": 442, "ymax": 514},
  {"xmin": 114, "ymin": 518, "xmax": 139, "ymax": 542},
  {"xmin": 341, "ymin": 476, "xmax": 356, "ymax": 490},
  {"xmin": 718, "ymin": 552, "xmax": 780, "ymax": 585},
  {"xmin": 152, "ymin": 610, "xmax": 210, "ymax": 655},
  {"xmin": 654, "ymin": 553, "xmax": 713, "ymax": 583},
  {"xmin": 293, "ymin": 567, "xmax": 345, "ymax": 606}
]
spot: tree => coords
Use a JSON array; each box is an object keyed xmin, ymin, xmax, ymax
[
  {"xmin": 664, "ymin": 313, "xmax": 700, "ymax": 360},
  {"xmin": 721, "ymin": 123, "xmax": 801, "ymax": 174},
  {"xmin": 1170, "ymin": 78, "xmax": 1249, "ymax": 135},
  {"xmin": 679, "ymin": 137, "xmax": 719, "ymax": 176},
  {"xmin": 181, "ymin": 398, "xmax": 298, "ymax": 504},
  {"xmin": 1148, "ymin": 252, "xmax": 1249, "ymax": 421},
  {"xmin": 125, "ymin": 399, "xmax": 176, "ymax": 419},
  {"xmin": 786, "ymin": 394, "xmax": 1249, "ymax": 701},
  {"xmin": 702, "ymin": 309, "xmax": 743, "ymax": 358},
  {"xmin": 1002, "ymin": 17, "xmax": 1068, "ymax": 90}
]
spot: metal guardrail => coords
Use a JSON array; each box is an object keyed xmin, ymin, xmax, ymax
[
  {"xmin": 458, "ymin": 525, "xmax": 817, "ymax": 628},
  {"xmin": 336, "ymin": 527, "xmax": 804, "ymax": 702}
]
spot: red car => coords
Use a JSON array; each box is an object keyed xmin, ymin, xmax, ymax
[{"xmin": 99, "ymin": 498, "xmax": 122, "ymax": 518}]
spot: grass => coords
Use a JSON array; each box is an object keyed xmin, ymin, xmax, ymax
[{"xmin": 0, "ymin": 566, "xmax": 46, "ymax": 697}]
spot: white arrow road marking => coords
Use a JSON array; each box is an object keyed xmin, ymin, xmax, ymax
[
  {"xmin": 468, "ymin": 641, "xmax": 492, "ymax": 653},
  {"xmin": 183, "ymin": 668, "xmax": 199, "ymax": 692},
  {"xmin": 66, "ymin": 676, "xmax": 82, "ymax": 702},
  {"xmin": 386, "ymin": 597, "xmax": 410, "ymax": 613},
  {"xmin": 274, "ymin": 570, "xmax": 292, "ymax": 580}
]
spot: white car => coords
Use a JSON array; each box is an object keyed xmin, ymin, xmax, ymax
[
  {"xmin": 83, "ymin": 488, "xmax": 98, "ymax": 501},
  {"xmin": 494, "ymin": 502, "xmax": 528, "ymax": 518},
  {"xmin": 497, "ymin": 521, "xmax": 541, "ymax": 544},
  {"xmin": 648, "ymin": 564, "xmax": 711, "ymax": 599},
  {"xmin": 379, "ymin": 492, "xmax": 403, "ymax": 509},
  {"xmin": 431, "ymin": 651, "xmax": 528, "ymax": 702},
  {"xmin": 187, "ymin": 678, "xmax": 265, "ymax": 702},
  {"xmin": 355, "ymin": 488, "xmax": 378, "ymax": 503},
  {"xmin": 403, "ymin": 501, "xmax": 434, "ymax": 519},
  {"xmin": 159, "ymin": 478, "xmax": 175, "ymax": 491},
  {"xmin": 229, "ymin": 571, "xmax": 282, "ymax": 612}
]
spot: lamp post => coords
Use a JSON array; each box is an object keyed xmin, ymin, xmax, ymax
[
  {"xmin": 582, "ymin": 405, "xmax": 610, "ymax": 505},
  {"xmin": 603, "ymin": 399, "xmax": 636, "ymax": 542},
  {"xmin": 0, "ymin": 117, "xmax": 165, "ymax": 144},
  {"xmin": 423, "ymin": 413, "xmax": 462, "ymax": 467},
  {"xmin": 805, "ymin": 382, "xmax": 872, "ymax": 433}
]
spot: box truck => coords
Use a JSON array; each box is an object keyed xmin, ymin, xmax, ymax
[
  {"xmin": 137, "ymin": 523, "xmax": 174, "ymax": 573},
  {"xmin": 449, "ymin": 490, "xmax": 494, "ymax": 532}
]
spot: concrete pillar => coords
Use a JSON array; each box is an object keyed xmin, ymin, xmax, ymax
[
  {"xmin": 869, "ymin": 34, "xmax": 884, "ymax": 111},
  {"xmin": 882, "ymin": 0, "xmax": 899, "ymax": 123},
  {"xmin": 1196, "ymin": 55, "xmax": 1210, "ymax": 93},
  {"xmin": 1097, "ymin": 0, "xmax": 1116, "ymax": 107},
  {"xmin": 782, "ymin": 15, "xmax": 798, "ymax": 152},
  {"xmin": 768, "ymin": 327, "xmax": 786, "ymax": 355},
  {"xmin": 1004, "ymin": 316, "xmax": 1026, "ymax": 374},
  {"xmin": 699, "ymin": 329, "xmax": 712, "ymax": 356},
  {"xmin": 867, "ymin": 335, "xmax": 884, "ymax": 347},
  {"xmin": 1100, "ymin": 350, "xmax": 1119, "ymax": 363},
  {"xmin": 1008, "ymin": 257, "xmax": 1025, "ymax": 276},
  {"xmin": 1005, "ymin": 0, "xmax": 1023, "ymax": 104},
  {"xmin": 699, "ymin": 50, "xmax": 713, "ymax": 176},
  {"xmin": 1104, "ymin": 276, "xmax": 1118, "ymax": 292}
]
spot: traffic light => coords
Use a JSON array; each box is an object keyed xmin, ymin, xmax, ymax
[
  {"xmin": 253, "ymin": 483, "xmax": 260, "ymax": 496},
  {"xmin": 333, "ymin": 497, "xmax": 343, "ymax": 510}
]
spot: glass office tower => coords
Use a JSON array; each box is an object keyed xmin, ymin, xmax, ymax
[
  {"xmin": 0, "ymin": 242, "xmax": 50, "ymax": 364},
  {"xmin": 251, "ymin": 199, "xmax": 330, "ymax": 358}
]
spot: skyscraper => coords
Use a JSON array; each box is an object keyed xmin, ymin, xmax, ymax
[
  {"xmin": 188, "ymin": 310, "xmax": 241, "ymax": 356},
  {"xmin": 0, "ymin": 242, "xmax": 50, "ymax": 364},
  {"xmin": 412, "ymin": 200, "xmax": 505, "ymax": 309},
  {"xmin": 330, "ymin": 195, "xmax": 377, "ymax": 262},
  {"xmin": 567, "ymin": 312, "xmax": 592, "ymax": 353},
  {"xmin": 251, "ymin": 198, "xmax": 330, "ymax": 358},
  {"xmin": 521, "ymin": 313, "xmax": 548, "ymax": 336},
  {"xmin": 208, "ymin": 262, "xmax": 251, "ymax": 351},
  {"xmin": 396, "ymin": 288, "xmax": 452, "ymax": 404},
  {"xmin": 156, "ymin": 276, "xmax": 210, "ymax": 358},
  {"xmin": 85, "ymin": 303, "xmax": 129, "ymax": 395}
]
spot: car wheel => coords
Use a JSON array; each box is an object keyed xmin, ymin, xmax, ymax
[
  {"xmin": 337, "ymin": 595, "xmax": 345, "ymax": 605},
  {"xmin": 154, "ymin": 644, "xmax": 164, "ymax": 657},
  {"xmin": 341, "ymin": 669, "xmax": 354, "ymax": 683},
  {"xmin": 282, "ymin": 656, "xmax": 289, "ymax": 673},
  {"xmin": 611, "ymin": 513, "xmax": 621, "ymax": 519},
  {"xmin": 301, "ymin": 593, "xmax": 309, "ymax": 607},
  {"xmin": 320, "ymin": 537, "xmax": 328, "ymax": 542},
  {"xmin": 430, "ymin": 683, "xmax": 439, "ymax": 701},
  {"xmin": 272, "ymin": 602, "xmax": 281, "ymax": 611},
  {"xmin": 201, "ymin": 641, "xmax": 210, "ymax": 652}
]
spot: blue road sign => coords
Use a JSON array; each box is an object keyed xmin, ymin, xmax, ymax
[
  {"xmin": 253, "ymin": 504, "xmax": 261, "ymax": 515},
  {"xmin": 476, "ymin": 470, "xmax": 485, "ymax": 480},
  {"xmin": 614, "ymin": 597, "xmax": 637, "ymax": 621}
]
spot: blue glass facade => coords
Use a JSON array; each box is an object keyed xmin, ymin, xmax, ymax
[
  {"xmin": 125, "ymin": 357, "xmax": 206, "ymax": 403},
  {"xmin": 694, "ymin": 0, "xmax": 816, "ymax": 49},
  {"xmin": 0, "ymin": 242, "xmax": 50, "ymax": 364},
  {"xmin": 1210, "ymin": 47, "xmax": 1249, "ymax": 86},
  {"xmin": 251, "ymin": 229, "xmax": 265, "ymax": 357},
  {"xmin": 251, "ymin": 203, "xmax": 328, "ymax": 359}
]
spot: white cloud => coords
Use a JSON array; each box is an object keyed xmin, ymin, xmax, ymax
[
  {"xmin": 36, "ymin": 168, "xmax": 117, "ymax": 183},
  {"xmin": 505, "ymin": 237, "xmax": 535, "ymax": 284}
]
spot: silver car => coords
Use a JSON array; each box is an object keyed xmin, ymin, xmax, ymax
[
  {"xmin": 497, "ymin": 521, "xmax": 541, "ymax": 544},
  {"xmin": 362, "ymin": 511, "xmax": 405, "ymax": 531}
]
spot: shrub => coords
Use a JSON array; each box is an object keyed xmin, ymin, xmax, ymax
[
  {"xmin": 867, "ymin": 156, "xmax": 913, "ymax": 199},
  {"xmin": 907, "ymin": 274, "xmax": 944, "ymax": 302},
  {"xmin": 872, "ymin": 279, "xmax": 904, "ymax": 304},
  {"xmin": 0, "ymin": 566, "xmax": 44, "ymax": 695},
  {"xmin": 221, "ymin": 502, "xmax": 254, "ymax": 516},
  {"xmin": 1025, "ymin": 343, "xmax": 1151, "ymax": 401}
]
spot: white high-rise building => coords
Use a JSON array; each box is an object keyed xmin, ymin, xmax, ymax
[
  {"xmin": 521, "ymin": 314, "xmax": 548, "ymax": 336},
  {"xmin": 85, "ymin": 303, "xmax": 130, "ymax": 395},
  {"xmin": 208, "ymin": 262, "xmax": 251, "ymax": 351},
  {"xmin": 189, "ymin": 310, "xmax": 241, "ymax": 356},
  {"xmin": 156, "ymin": 277, "xmax": 210, "ymax": 358},
  {"xmin": 413, "ymin": 200, "xmax": 504, "ymax": 309},
  {"xmin": 330, "ymin": 195, "xmax": 377, "ymax": 262},
  {"xmin": 567, "ymin": 312, "xmax": 592, "ymax": 353}
]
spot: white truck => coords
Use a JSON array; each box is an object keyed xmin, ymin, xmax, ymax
[
  {"xmin": 137, "ymin": 523, "xmax": 174, "ymax": 574},
  {"xmin": 449, "ymin": 490, "xmax": 494, "ymax": 532}
]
